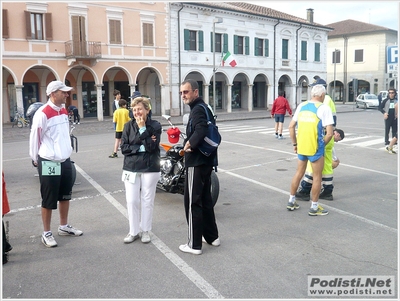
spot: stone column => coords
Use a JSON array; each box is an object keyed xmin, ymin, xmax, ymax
[
  {"xmin": 248, "ymin": 84, "xmax": 254, "ymax": 112},
  {"xmin": 227, "ymin": 84, "xmax": 232, "ymax": 113},
  {"xmin": 15, "ymin": 85, "xmax": 24, "ymax": 114},
  {"xmin": 96, "ymin": 84, "xmax": 104, "ymax": 121},
  {"xmin": 204, "ymin": 84, "xmax": 210, "ymax": 105}
]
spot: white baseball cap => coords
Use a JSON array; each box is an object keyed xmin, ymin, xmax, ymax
[{"xmin": 46, "ymin": 81, "xmax": 73, "ymax": 96}]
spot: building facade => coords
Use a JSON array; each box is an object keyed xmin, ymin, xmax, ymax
[
  {"xmin": 326, "ymin": 19, "xmax": 398, "ymax": 103},
  {"xmin": 2, "ymin": 2, "xmax": 332, "ymax": 123},
  {"xmin": 170, "ymin": 2, "xmax": 332, "ymax": 115},
  {"xmin": 2, "ymin": 2, "xmax": 170, "ymax": 122}
]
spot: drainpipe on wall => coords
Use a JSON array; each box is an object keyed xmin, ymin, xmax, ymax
[
  {"xmin": 273, "ymin": 20, "xmax": 280, "ymax": 101},
  {"xmin": 295, "ymin": 24, "xmax": 302, "ymax": 109},
  {"xmin": 177, "ymin": 3, "xmax": 184, "ymax": 115}
]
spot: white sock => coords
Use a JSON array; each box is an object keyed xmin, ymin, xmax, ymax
[
  {"xmin": 289, "ymin": 195, "xmax": 296, "ymax": 203},
  {"xmin": 43, "ymin": 230, "xmax": 52, "ymax": 236},
  {"xmin": 311, "ymin": 201, "xmax": 318, "ymax": 209},
  {"xmin": 60, "ymin": 224, "xmax": 68, "ymax": 228}
]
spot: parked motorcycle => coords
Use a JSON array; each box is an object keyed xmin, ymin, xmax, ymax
[{"xmin": 157, "ymin": 114, "xmax": 220, "ymax": 206}]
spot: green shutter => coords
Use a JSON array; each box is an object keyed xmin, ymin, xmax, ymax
[
  {"xmin": 198, "ymin": 30, "xmax": 203, "ymax": 51},
  {"xmin": 234, "ymin": 35, "xmax": 238, "ymax": 54},
  {"xmin": 210, "ymin": 32, "xmax": 213, "ymax": 52},
  {"xmin": 184, "ymin": 29, "xmax": 190, "ymax": 50},
  {"xmin": 223, "ymin": 33, "xmax": 228, "ymax": 53},
  {"xmin": 265, "ymin": 39, "xmax": 269, "ymax": 57},
  {"xmin": 315, "ymin": 43, "xmax": 320, "ymax": 62},
  {"xmin": 254, "ymin": 38, "xmax": 258, "ymax": 56},
  {"xmin": 301, "ymin": 41, "xmax": 307, "ymax": 60},
  {"xmin": 282, "ymin": 39, "xmax": 288, "ymax": 59},
  {"xmin": 245, "ymin": 36, "xmax": 249, "ymax": 55}
]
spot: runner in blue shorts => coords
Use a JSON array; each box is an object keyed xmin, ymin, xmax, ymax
[{"xmin": 286, "ymin": 84, "xmax": 334, "ymax": 216}]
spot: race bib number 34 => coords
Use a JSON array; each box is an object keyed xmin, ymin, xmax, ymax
[{"xmin": 41, "ymin": 161, "xmax": 61, "ymax": 176}]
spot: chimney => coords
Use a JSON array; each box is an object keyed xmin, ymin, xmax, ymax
[{"xmin": 307, "ymin": 8, "xmax": 314, "ymax": 23}]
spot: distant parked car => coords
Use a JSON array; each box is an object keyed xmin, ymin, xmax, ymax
[{"xmin": 355, "ymin": 93, "xmax": 379, "ymax": 109}]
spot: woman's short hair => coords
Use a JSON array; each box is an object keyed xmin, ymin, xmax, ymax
[
  {"xmin": 131, "ymin": 97, "xmax": 151, "ymax": 111},
  {"xmin": 113, "ymin": 89, "xmax": 121, "ymax": 97}
]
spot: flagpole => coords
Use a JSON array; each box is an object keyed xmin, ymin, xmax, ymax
[{"xmin": 212, "ymin": 17, "xmax": 223, "ymax": 113}]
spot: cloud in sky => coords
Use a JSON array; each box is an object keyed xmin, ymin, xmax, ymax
[{"xmin": 247, "ymin": 1, "xmax": 398, "ymax": 30}]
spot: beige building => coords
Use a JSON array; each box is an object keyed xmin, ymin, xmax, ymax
[
  {"xmin": 2, "ymin": 2, "xmax": 170, "ymax": 122},
  {"xmin": 326, "ymin": 19, "xmax": 398, "ymax": 102}
]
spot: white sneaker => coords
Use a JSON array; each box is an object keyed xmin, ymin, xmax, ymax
[
  {"xmin": 58, "ymin": 225, "xmax": 83, "ymax": 236},
  {"xmin": 42, "ymin": 232, "xmax": 57, "ymax": 248},
  {"xmin": 202, "ymin": 236, "xmax": 221, "ymax": 247},
  {"xmin": 124, "ymin": 233, "xmax": 140, "ymax": 244},
  {"xmin": 179, "ymin": 244, "xmax": 202, "ymax": 255},
  {"xmin": 141, "ymin": 231, "xmax": 151, "ymax": 243}
]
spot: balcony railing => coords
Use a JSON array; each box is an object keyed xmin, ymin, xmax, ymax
[{"xmin": 65, "ymin": 40, "xmax": 101, "ymax": 59}]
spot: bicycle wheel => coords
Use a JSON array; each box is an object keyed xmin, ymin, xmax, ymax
[{"xmin": 17, "ymin": 120, "xmax": 23, "ymax": 128}]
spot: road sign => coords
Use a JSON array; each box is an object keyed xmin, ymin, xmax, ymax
[{"xmin": 387, "ymin": 46, "xmax": 398, "ymax": 73}]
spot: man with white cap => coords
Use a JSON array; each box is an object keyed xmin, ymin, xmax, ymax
[{"xmin": 29, "ymin": 80, "xmax": 83, "ymax": 248}]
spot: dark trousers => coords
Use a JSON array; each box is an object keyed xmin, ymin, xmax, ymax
[
  {"xmin": 300, "ymin": 175, "xmax": 334, "ymax": 194},
  {"xmin": 72, "ymin": 108, "xmax": 80, "ymax": 123},
  {"xmin": 384, "ymin": 116, "xmax": 397, "ymax": 145},
  {"xmin": 184, "ymin": 165, "xmax": 218, "ymax": 250},
  {"xmin": 3, "ymin": 220, "xmax": 11, "ymax": 255}
]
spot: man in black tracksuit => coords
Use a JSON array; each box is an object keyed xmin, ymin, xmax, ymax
[
  {"xmin": 178, "ymin": 79, "xmax": 220, "ymax": 255},
  {"xmin": 378, "ymin": 88, "xmax": 398, "ymax": 145}
]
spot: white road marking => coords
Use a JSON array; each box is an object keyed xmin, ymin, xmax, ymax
[{"xmin": 75, "ymin": 164, "xmax": 224, "ymax": 299}]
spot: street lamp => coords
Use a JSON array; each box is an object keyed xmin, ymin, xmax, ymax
[
  {"xmin": 333, "ymin": 49, "xmax": 338, "ymax": 102},
  {"xmin": 212, "ymin": 17, "xmax": 223, "ymax": 113}
]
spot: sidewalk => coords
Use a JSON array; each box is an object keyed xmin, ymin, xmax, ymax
[{"xmin": 2, "ymin": 103, "xmax": 359, "ymax": 142}]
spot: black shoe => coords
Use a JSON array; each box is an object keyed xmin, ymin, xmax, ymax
[
  {"xmin": 4, "ymin": 242, "xmax": 12, "ymax": 253},
  {"xmin": 3, "ymin": 253, "xmax": 8, "ymax": 264},
  {"xmin": 295, "ymin": 190, "xmax": 310, "ymax": 201},
  {"xmin": 319, "ymin": 190, "xmax": 333, "ymax": 201}
]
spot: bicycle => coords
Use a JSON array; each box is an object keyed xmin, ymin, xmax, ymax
[{"xmin": 12, "ymin": 111, "xmax": 30, "ymax": 128}]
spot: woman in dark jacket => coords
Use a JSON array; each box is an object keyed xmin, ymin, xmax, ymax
[{"xmin": 120, "ymin": 97, "xmax": 162, "ymax": 244}]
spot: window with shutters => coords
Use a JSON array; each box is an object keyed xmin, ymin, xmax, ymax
[
  {"xmin": 184, "ymin": 29, "xmax": 203, "ymax": 52},
  {"xmin": 210, "ymin": 33, "xmax": 222, "ymax": 53},
  {"xmin": 109, "ymin": 19, "xmax": 121, "ymax": 44},
  {"xmin": 282, "ymin": 39, "xmax": 289, "ymax": 59},
  {"xmin": 3, "ymin": 9, "xmax": 9, "ymax": 38},
  {"xmin": 314, "ymin": 43, "xmax": 321, "ymax": 62},
  {"xmin": 354, "ymin": 49, "xmax": 363, "ymax": 62},
  {"xmin": 24, "ymin": 11, "xmax": 52, "ymax": 40},
  {"xmin": 234, "ymin": 35, "xmax": 249, "ymax": 55},
  {"xmin": 143, "ymin": 23, "xmax": 154, "ymax": 46},
  {"xmin": 254, "ymin": 38, "xmax": 269, "ymax": 57},
  {"xmin": 301, "ymin": 41, "xmax": 307, "ymax": 61}
]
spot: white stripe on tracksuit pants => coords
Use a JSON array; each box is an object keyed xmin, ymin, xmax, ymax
[{"xmin": 185, "ymin": 166, "xmax": 218, "ymax": 250}]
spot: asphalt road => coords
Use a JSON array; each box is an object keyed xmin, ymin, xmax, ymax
[{"xmin": 2, "ymin": 108, "xmax": 398, "ymax": 299}]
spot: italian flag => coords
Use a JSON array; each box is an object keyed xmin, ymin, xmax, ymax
[{"xmin": 222, "ymin": 51, "xmax": 237, "ymax": 67}]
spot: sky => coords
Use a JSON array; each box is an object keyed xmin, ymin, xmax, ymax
[{"xmin": 247, "ymin": 1, "xmax": 399, "ymax": 30}]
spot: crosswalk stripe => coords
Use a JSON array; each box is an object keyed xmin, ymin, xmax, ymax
[{"xmin": 351, "ymin": 138, "xmax": 385, "ymax": 147}]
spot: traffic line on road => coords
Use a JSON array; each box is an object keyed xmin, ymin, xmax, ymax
[
  {"xmin": 219, "ymin": 140, "xmax": 397, "ymax": 233},
  {"xmin": 74, "ymin": 163, "xmax": 224, "ymax": 299}
]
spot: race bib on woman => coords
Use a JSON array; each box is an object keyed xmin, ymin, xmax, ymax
[{"xmin": 121, "ymin": 170, "xmax": 137, "ymax": 184}]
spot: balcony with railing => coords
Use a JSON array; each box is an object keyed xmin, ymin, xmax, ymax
[{"xmin": 65, "ymin": 40, "xmax": 102, "ymax": 59}]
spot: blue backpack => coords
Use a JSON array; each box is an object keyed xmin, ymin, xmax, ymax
[{"xmin": 191, "ymin": 104, "xmax": 221, "ymax": 157}]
